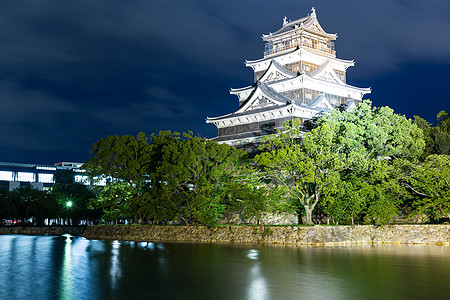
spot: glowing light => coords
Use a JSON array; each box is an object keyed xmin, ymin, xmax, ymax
[{"xmin": 66, "ymin": 201, "xmax": 73, "ymax": 208}]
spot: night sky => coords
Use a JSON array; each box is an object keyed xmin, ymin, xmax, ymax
[{"xmin": 1, "ymin": 0, "xmax": 449, "ymax": 165}]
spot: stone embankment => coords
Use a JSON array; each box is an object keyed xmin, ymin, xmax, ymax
[
  {"xmin": 0, "ymin": 226, "xmax": 86, "ymax": 236},
  {"xmin": 83, "ymin": 224, "xmax": 450, "ymax": 246}
]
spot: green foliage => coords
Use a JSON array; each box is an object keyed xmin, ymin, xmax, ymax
[
  {"xmin": 83, "ymin": 132, "xmax": 153, "ymax": 221},
  {"xmin": 8, "ymin": 186, "xmax": 58, "ymax": 226},
  {"xmin": 148, "ymin": 132, "xmax": 249, "ymax": 226},
  {"xmin": 62, "ymin": 104, "xmax": 445, "ymax": 226},
  {"xmin": 413, "ymin": 116, "xmax": 435, "ymax": 159},
  {"xmin": 256, "ymin": 118, "xmax": 342, "ymax": 224},
  {"xmin": 88, "ymin": 181, "xmax": 132, "ymax": 222},
  {"xmin": 361, "ymin": 160, "xmax": 407, "ymax": 225},
  {"xmin": 0, "ymin": 189, "xmax": 16, "ymax": 221},
  {"xmin": 317, "ymin": 101, "xmax": 424, "ymax": 225},
  {"xmin": 84, "ymin": 131, "xmax": 266, "ymax": 226},
  {"xmin": 401, "ymin": 155, "xmax": 450, "ymax": 220},
  {"xmin": 434, "ymin": 111, "xmax": 450, "ymax": 155},
  {"xmin": 322, "ymin": 173, "xmax": 367, "ymax": 224},
  {"xmin": 224, "ymin": 178, "xmax": 277, "ymax": 225},
  {"xmin": 256, "ymin": 100, "xmax": 425, "ymax": 225},
  {"xmin": 414, "ymin": 110, "xmax": 450, "ymax": 158},
  {"xmin": 321, "ymin": 100, "xmax": 424, "ymax": 162},
  {"xmin": 0, "ymin": 186, "xmax": 61, "ymax": 226}
]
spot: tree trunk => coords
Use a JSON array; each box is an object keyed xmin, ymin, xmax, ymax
[{"xmin": 304, "ymin": 206, "xmax": 314, "ymax": 225}]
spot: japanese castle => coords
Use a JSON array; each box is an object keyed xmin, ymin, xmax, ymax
[{"xmin": 207, "ymin": 8, "xmax": 370, "ymax": 147}]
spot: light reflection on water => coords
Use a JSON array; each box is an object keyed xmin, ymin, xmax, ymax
[
  {"xmin": 58, "ymin": 234, "xmax": 73, "ymax": 300},
  {"xmin": 0, "ymin": 235, "xmax": 449, "ymax": 300},
  {"xmin": 246, "ymin": 249, "xmax": 268, "ymax": 300},
  {"xmin": 110, "ymin": 240, "xmax": 121, "ymax": 289}
]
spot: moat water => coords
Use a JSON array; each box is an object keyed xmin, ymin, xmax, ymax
[{"xmin": 0, "ymin": 234, "xmax": 449, "ymax": 300}]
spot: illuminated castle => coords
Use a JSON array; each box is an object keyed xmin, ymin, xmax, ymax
[{"xmin": 207, "ymin": 8, "xmax": 370, "ymax": 146}]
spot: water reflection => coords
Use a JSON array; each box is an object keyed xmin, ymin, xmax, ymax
[
  {"xmin": 248, "ymin": 264, "xmax": 268, "ymax": 299},
  {"xmin": 0, "ymin": 236, "xmax": 449, "ymax": 300},
  {"xmin": 58, "ymin": 234, "xmax": 73, "ymax": 300},
  {"xmin": 110, "ymin": 240, "xmax": 121, "ymax": 289},
  {"xmin": 247, "ymin": 248, "xmax": 259, "ymax": 260}
]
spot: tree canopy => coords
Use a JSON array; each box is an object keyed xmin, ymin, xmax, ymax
[{"xmin": 256, "ymin": 100, "xmax": 426, "ymax": 224}]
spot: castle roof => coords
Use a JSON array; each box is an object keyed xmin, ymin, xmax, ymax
[
  {"xmin": 262, "ymin": 8, "xmax": 337, "ymax": 42},
  {"xmin": 259, "ymin": 60, "xmax": 297, "ymax": 82},
  {"xmin": 237, "ymin": 81, "xmax": 292, "ymax": 112},
  {"xmin": 245, "ymin": 46, "xmax": 354, "ymax": 72}
]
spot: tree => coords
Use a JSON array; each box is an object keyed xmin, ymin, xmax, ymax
[
  {"xmin": 25, "ymin": 188, "xmax": 58, "ymax": 226},
  {"xmin": 414, "ymin": 111, "xmax": 450, "ymax": 157},
  {"xmin": 402, "ymin": 155, "xmax": 450, "ymax": 221},
  {"xmin": 88, "ymin": 181, "xmax": 132, "ymax": 223},
  {"xmin": 149, "ymin": 132, "xmax": 248, "ymax": 226},
  {"xmin": 256, "ymin": 119, "xmax": 343, "ymax": 224},
  {"xmin": 8, "ymin": 186, "xmax": 30, "ymax": 223},
  {"xmin": 256, "ymin": 100, "xmax": 425, "ymax": 225},
  {"xmin": 51, "ymin": 181, "xmax": 96, "ymax": 225},
  {"xmin": 83, "ymin": 132, "xmax": 153, "ymax": 222},
  {"xmin": 319, "ymin": 101, "xmax": 424, "ymax": 163},
  {"xmin": 413, "ymin": 116, "xmax": 435, "ymax": 159},
  {"xmin": 322, "ymin": 173, "xmax": 367, "ymax": 225},
  {"xmin": 0, "ymin": 189, "xmax": 15, "ymax": 223},
  {"xmin": 434, "ymin": 111, "xmax": 450, "ymax": 155},
  {"xmin": 318, "ymin": 101, "xmax": 424, "ymax": 224},
  {"xmin": 49, "ymin": 169, "xmax": 98, "ymax": 225}
]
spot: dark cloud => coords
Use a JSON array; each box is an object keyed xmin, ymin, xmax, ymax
[{"xmin": 0, "ymin": 0, "xmax": 449, "ymax": 164}]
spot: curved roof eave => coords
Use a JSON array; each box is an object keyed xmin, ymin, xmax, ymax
[
  {"xmin": 268, "ymin": 73, "xmax": 371, "ymax": 95},
  {"xmin": 206, "ymin": 111, "xmax": 237, "ymax": 122},
  {"xmin": 245, "ymin": 47, "xmax": 299, "ymax": 66},
  {"xmin": 230, "ymin": 85, "xmax": 255, "ymax": 94},
  {"xmin": 237, "ymin": 81, "xmax": 292, "ymax": 113},
  {"xmin": 263, "ymin": 28, "xmax": 337, "ymax": 42},
  {"xmin": 259, "ymin": 60, "xmax": 297, "ymax": 82},
  {"xmin": 246, "ymin": 46, "xmax": 354, "ymax": 68},
  {"xmin": 207, "ymin": 102, "xmax": 326, "ymax": 124}
]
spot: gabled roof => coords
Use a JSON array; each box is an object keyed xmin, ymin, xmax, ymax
[
  {"xmin": 309, "ymin": 60, "xmax": 345, "ymax": 85},
  {"xmin": 237, "ymin": 81, "xmax": 292, "ymax": 113},
  {"xmin": 259, "ymin": 60, "xmax": 297, "ymax": 83},
  {"xmin": 262, "ymin": 8, "xmax": 337, "ymax": 41},
  {"xmin": 308, "ymin": 93, "xmax": 334, "ymax": 110}
]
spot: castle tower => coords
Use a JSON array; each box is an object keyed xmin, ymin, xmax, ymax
[{"xmin": 207, "ymin": 8, "xmax": 370, "ymax": 146}]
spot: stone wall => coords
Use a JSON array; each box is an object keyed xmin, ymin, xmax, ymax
[
  {"xmin": 83, "ymin": 224, "xmax": 450, "ymax": 246},
  {"xmin": 0, "ymin": 226, "xmax": 86, "ymax": 236},
  {"xmin": 221, "ymin": 212, "xmax": 298, "ymax": 225}
]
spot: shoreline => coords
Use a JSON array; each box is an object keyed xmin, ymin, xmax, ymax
[
  {"xmin": 1, "ymin": 224, "xmax": 449, "ymax": 246},
  {"xmin": 0, "ymin": 226, "xmax": 86, "ymax": 236},
  {"xmin": 84, "ymin": 224, "xmax": 449, "ymax": 246}
]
